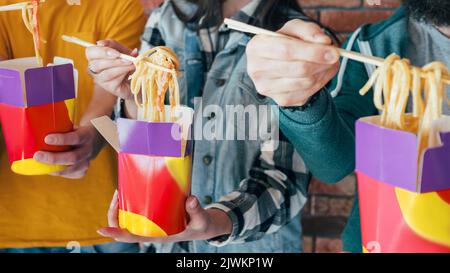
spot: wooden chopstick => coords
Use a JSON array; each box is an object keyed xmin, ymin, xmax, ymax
[
  {"xmin": 224, "ymin": 18, "xmax": 450, "ymax": 85},
  {"xmin": 62, "ymin": 35, "xmax": 136, "ymax": 62},
  {"xmin": 61, "ymin": 35, "xmax": 177, "ymax": 74},
  {"xmin": 0, "ymin": 1, "xmax": 45, "ymax": 12},
  {"xmin": 0, "ymin": 2, "xmax": 29, "ymax": 12}
]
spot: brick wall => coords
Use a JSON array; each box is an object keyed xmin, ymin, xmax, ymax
[
  {"xmin": 138, "ymin": 0, "xmax": 403, "ymax": 253},
  {"xmin": 303, "ymin": 0, "xmax": 402, "ymax": 42}
]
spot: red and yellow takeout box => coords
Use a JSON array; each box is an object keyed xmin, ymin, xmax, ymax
[
  {"xmin": 92, "ymin": 106, "xmax": 193, "ymax": 237},
  {"xmin": 355, "ymin": 116, "xmax": 450, "ymax": 253},
  {"xmin": 0, "ymin": 57, "xmax": 77, "ymax": 176}
]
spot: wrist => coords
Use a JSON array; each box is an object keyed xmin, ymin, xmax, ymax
[
  {"xmin": 280, "ymin": 89, "xmax": 330, "ymax": 126},
  {"xmin": 280, "ymin": 90, "xmax": 322, "ymax": 112},
  {"xmin": 85, "ymin": 125, "xmax": 106, "ymax": 158},
  {"xmin": 205, "ymin": 208, "xmax": 232, "ymax": 238},
  {"xmin": 123, "ymin": 99, "xmax": 138, "ymax": 119}
]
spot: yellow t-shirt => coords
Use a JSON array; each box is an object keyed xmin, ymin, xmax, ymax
[{"xmin": 0, "ymin": 0, "xmax": 146, "ymax": 248}]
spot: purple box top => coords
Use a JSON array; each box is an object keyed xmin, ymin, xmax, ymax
[
  {"xmin": 356, "ymin": 117, "xmax": 450, "ymax": 193},
  {"xmin": 0, "ymin": 61, "xmax": 75, "ymax": 107},
  {"xmin": 117, "ymin": 118, "xmax": 192, "ymax": 158},
  {"xmin": 0, "ymin": 69, "xmax": 23, "ymax": 106}
]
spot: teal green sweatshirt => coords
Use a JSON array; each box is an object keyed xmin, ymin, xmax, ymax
[{"xmin": 279, "ymin": 7, "xmax": 412, "ymax": 252}]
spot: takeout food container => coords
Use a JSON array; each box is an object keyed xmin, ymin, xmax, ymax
[
  {"xmin": 0, "ymin": 57, "xmax": 77, "ymax": 176},
  {"xmin": 92, "ymin": 106, "xmax": 193, "ymax": 237},
  {"xmin": 356, "ymin": 116, "xmax": 450, "ymax": 253}
]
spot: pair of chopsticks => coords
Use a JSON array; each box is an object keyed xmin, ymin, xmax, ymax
[
  {"xmin": 61, "ymin": 35, "xmax": 177, "ymax": 74},
  {"xmin": 224, "ymin": 18, "xmax": 450, "ymax": 85},
  {"xmin": 62, "ymin": 35, "xmax": 136, "ymax": 62},
  {"xmin": 0, "ymin": 0, "xmax": 45, "ymax": 12}
]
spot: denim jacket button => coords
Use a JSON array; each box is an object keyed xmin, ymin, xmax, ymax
[
  {"xmin": 215, "ymin": 79, "xmax": 226, "ymax": 87},
  {"xmin": 203, "ymin": 155, "xmax": 213, "ymax": 165},
  {"xmin": 207, "ymin": 112, "xmax": 216, "ymax": 120},
  {"xmin": 203, "ymin": 195, "xmax": 213, "ymax": 205}
]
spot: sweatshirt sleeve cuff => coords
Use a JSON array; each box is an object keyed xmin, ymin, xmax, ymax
[
  {"xmin": 279, "ymin": 89, "xmax": 330, "ymax": 125},
  {"xmin": 204, "ymin": 202, "xmax": 241, "ymax": 247}
]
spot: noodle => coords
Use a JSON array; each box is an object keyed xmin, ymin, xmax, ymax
[
  {"xmin": 360, "ymin": 53, "xmax": 450, "ymax": 166},
  {"xmin": 19, "ymin": 0, "xmax": 45, "ymax": 66},
  {"xmin": 0, "ymin": 1, "xmax": 45, "ymax": 65},
  {"xmin": 128, "ymin": 47, "xmax": 180, "ymax": 122}
]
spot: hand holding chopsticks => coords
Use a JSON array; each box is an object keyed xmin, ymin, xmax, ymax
[
  {"xmin": 224, "ymin": 18, "xmax": 450, "ymax": 85},
  {"xmin": 62, "ymin": 35, "xmax": 137, "ymax": 62},
  {"xmin": 62, "ymin": 35, "xmax": 176, "ymax": 74}
]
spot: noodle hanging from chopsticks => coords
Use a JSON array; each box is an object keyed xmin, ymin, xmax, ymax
[
  {"xmin": 129, "ymin": 47, "xmax": 180, "ymax": 122},
  {"xmin": 20, "ymin": 0, "xmax": 44, "ymax": 66},
  {"xmin": 0, "ymin": 0, "xmax": 45, "ymax": 65},
  {"xmin": 360, "ymin": 53, "xmax": 450, "ymax": 165}
]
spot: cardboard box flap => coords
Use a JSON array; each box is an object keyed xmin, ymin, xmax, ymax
[
  {"xmin": 356, "ymin": 116, "xmax": 418, "ymax": 192},
  {"xmin": 25, "ymin": 63, "xmax": 75, "ymax": 107},
  {"xmin": 421, "ymin": 135, "xmax": 450, "ymax": 192},
  {"xmin": 0, "ymin": 57, "xmax": 40, "ymax": 71},
  {"xmin": 441, "ymin": 132, "xmax": 450, "ymax": 145},
  {"xmin": 131, "ymin": 105, "xmax": 194, "ymax": 157},
  {"xmin": 118, "ymin": 118, "xmax": 190, "ymax": 157},
  {"xmin": 50, "ymin": 57, "xmax": 79, "ymax": 98},
  {"xmin": 0, "ymin": 69, "xmax": 24, "ymax": 106},
  {"xmin": 0, "ymin": 57, "xmax": 75, "ymax": 107},
  {"xmin": 93, "ymin": 107, "xmax": 193, "ymax": 158},
  {"xmin": 91, "ymin": 116, "xmax": 120, "ymax": 153},
  {"xmin": 356, "ymin": 115, "xmax": 450, "ymax": 193}
]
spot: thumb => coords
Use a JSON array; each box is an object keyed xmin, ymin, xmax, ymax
[
  {"xmin": 278, "ymin": 19, "xmax": 331, "ymax": 45},
  {"xmin": 44, "ymin": 128, "xmax": 89, "ymax": 146},
  {"xmin": 108, "ymin": 190, "xmax": 120, "ymax": 228},
  {"xmin": 185, "ymin": 196, "xmax": 209, "ymax": 230},
  {"xmin": 97, "ymin": 39, "xmax": 133, "ymax": 55}
]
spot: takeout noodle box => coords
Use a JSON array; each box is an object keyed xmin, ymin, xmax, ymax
[
  {"xmin": 356, "ymin": 116, "xmax": 450, "ymax": 253},
  {"xmin": 0, "ymin": 57, "xmax": 77, "ymax": 176},
  {"xmin": 92, "ymin": 106, "xmax": 193, "ymax": 237}
]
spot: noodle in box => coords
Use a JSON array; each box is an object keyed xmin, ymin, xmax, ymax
[{"xmin": 356, "ymin": 54, "xmax": 450, "ymax": 253}]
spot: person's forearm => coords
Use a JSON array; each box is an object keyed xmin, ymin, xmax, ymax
[
  {"xmin": 206, "ymin": 159, "xmax": 307, "ymax": 246},
  {"xmin": 124, "ymin": 98, "xmax": 138, "ymax": 119},
  {"xmin": 78, "ymin": 85, "xmax": 118, "ymax": 157},
  {"xmin": 279, "ymin": 90, "xmax": 356, "ymax": 183},
  {"xmin": 80, "ymin": 85, "xmax": 118, "ymax": 127}
]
